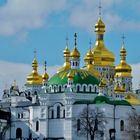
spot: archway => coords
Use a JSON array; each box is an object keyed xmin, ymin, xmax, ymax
[{"xmin": 16, "ymin": 128, "xmax": 22, "ymax": 139}]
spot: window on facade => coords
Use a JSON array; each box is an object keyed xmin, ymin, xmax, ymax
[
  {"xmin": 120, "ymin": 120, "xmax": 124, "ymax": 131},
  {"xmin": 51, "ymin": 110, "xmax": 54, "ymax": 119},
  {"xmin": 59, "ymin": 86, "xmax": 61, "ymax": 92},
  {"xmin": 77, "ymin": 85, "xmax": 80, "ymax": 92},
  {"xmin": 63, "ymin": 109, "xmax": 65, "ymax": 118},
  {"xmin": 94, "ymin": 86, "xmax": 97, "ymax": 93},
  {"xmin": 83, "ymin": 85, "xmax": 86, "ymax": 92},
  {"xmin": 77, "ymin": 119, "xmax": 80, "ymax": 131},
  {"xmin": 16, "ymin": 128, "xmax": 22, "ymax": 139},
  {"xmin": 36, "ymin": 121, "xmax": 39, "ymax": 131},
  {"xmin": 18, "ymin": 113, "xmax": 20, "ymax": 118},
  {"xmin": 57, "ymin": 106, "xmax": 60, "ymax": 118},
  {"xmin": 89, "ymin": 86, "xmax": 92, "ymax": 92}
]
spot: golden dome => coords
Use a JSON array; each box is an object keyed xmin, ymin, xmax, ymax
[
  {"xmin": 71, "ymin": 47, "xmax": 80, "ymax": 59},
  {"xmin": 114, "ymin": 84, "xmax": 125, "ymax": 93},
  {"xmin": 64, "ymin": 46, "xmax": 70, "ymax": 57},
  {"xmin": 125, "ymin": 94, "xmax": 140, "ymax": 105},
  {"xmin": 92, "ymin": 18, "xmax": 115, "ymax": 67},
  {"xmin": 26, "ymin": 58, "xmax": 43, "ymax": 85},
  {"xmin": 67, "ymin": 70, "xmax": 74, "ymax": 81},
  {"xmin": 57, "ymin": 47, "xmax": 71, "ymax": 73},
  {"xmin": 84, "ymin": 49, "xmax": 94, "ymax": 62},
  {"xmin": 42, "ymin": 73, "xmax": 49, "ymax": 82},
  {"xmin": 99, "ymin": 78, "xmax": 107, "ymax": 87},
  {"xmin": 115, "ymin": 47, "xmax": 132, "ymax": 78},
  {"xmin": 95, "ymin": 18, "xmax": 105, "ymax": 33},
  {"xmin": 84, "ymin": 49, "xmax": 100, "ymax": 78},
  {"xmin": 42, "ymin": 61, "xmax": 49, "ymax": 82}
]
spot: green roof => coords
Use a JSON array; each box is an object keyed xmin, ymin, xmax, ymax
[
  {"xmin": 48, "ymin": 69, "xmax": 100, "ymax": 86},
  {"xmin": 74, "ymin": 96, "xmax": 131, "ymax": 106}
]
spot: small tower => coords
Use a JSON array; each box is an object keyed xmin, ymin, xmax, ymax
[
  {"xmin": 115, "ymin": 36, "xmax": 132, "ymax": 93},
  {"xmin": 57, "ymin": 36, "xmax": 71, "ymax": 73},
  {"xmin": 66, "ymin": 70, "xmax": 74, "ymax": 92},
  {"xmin": 98, "ymin": 78, "xmax": 107, "ymax": 96},
  {"xmin": 42, "ymin": 61, "xmax": 49, "ymax": 93},
  {"xmin": 25, "ymin": 50, "xmax": 42, "ymax": 95},
  {"xmin": 70, "ymin": 33, "xmax": 80, "ymax": 69},
  {"xmin": 84, "ymin": 42, "xmax": 100, "ymax": 78},
  {"xmin": 91, "ymin": 4, "xmax": 115, "ymax": 81}
]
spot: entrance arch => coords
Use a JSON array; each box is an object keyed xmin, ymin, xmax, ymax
[{"xmin": 16, "ymin": 128, "xmax": 22, "ymax": 139}]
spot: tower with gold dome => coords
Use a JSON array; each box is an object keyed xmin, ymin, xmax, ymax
[
  {"xmin": 115, "ymin": 39, "xmax": 132, "ymax": 93},
  {"xmin": 25, "ymin": 51, "xmax": 44, "ymax": 94},
  {"xmin": 91, "ymin": 16, "xmax": 115, "ymax": 81}
]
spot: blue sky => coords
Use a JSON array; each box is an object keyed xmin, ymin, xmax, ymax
[{"xmin": 0, "ymin": 0, "xmax": 140, "ymax": 92}]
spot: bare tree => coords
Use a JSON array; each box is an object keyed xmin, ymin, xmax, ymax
[
  {"xmin": 74, "ymin": 106, "xmax": 107, "ymax": 140},
  {"xmin": 126, "ymin": 111, "xmax": 140, "ymax": 140}
]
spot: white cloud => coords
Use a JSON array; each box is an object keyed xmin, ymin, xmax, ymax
[
  {"xmin": 0, "ymin": 0, "xmax": 67, "ymax": 36},
  {"xmin": 68, "ymin": 0, "xmax": 140, "ymax": 32},
  {"xmin": 0, "ymin": 60, "xmax": 61, "ymax": 96}
]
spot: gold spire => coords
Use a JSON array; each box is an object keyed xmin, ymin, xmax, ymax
[
  {"xmin": 84, "ymin": 43, "xmax": 100, "ymax": 78},
  {"xmin": 26, "ymin": 50, "xmax": 42, "ymax": 85},
  {"xmin": 57, "ymin": 36, "xmax": 71, "ymax": 73},
  {"xmin": 115, "ymin": 38, "xmax": 132, "ymax": 78},
  {"xmin": 42, "ymin": 61, "xmax": 49, "ymax": 82}
]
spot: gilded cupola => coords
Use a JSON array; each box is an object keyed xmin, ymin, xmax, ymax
[
  {"xmin": 115, "ymin": 45, "xmax": 132, "ymax": 78},
  {"xmin": 26, "ymin": 51, "xmax": 42, "ymax": 85},
  {"xmin": 71, "ymin": 33, "xmax": 80, "ymax": 59},
  {"xmin": 57, "ymin": 37, "xmax": 71, "ymax": 73},
  {"xmin": 84, "ymin": 47, "xmax": 100, "ymax": 78},
  {"xmin": 92, "ymin": 17, "xmax": 115, "ymax": 66},
  {"xmin": 42, "ymin": 61, "xmax": 49, "ymax": 82}
]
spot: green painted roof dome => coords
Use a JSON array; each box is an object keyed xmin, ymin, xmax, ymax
[{"xmin": 48, "ymin": 69, "xmax": 100, "ymax": 86}]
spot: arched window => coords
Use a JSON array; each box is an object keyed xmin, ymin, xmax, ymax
[
  {"xmin": 36, "ymin": 121, "xmax": 39, "ymax": 131},
  {"xmin": 34, "ymin": 91, "xmax": 37, "ymax": 95},
  {"xmin": 59, "ymin": 86, "xmax": 61, "ymax": 92},
  {"xmin": 16, "ymin": 128, "xmax": 22, "ymax": 139},
  {"xmin": 120, "ymin": 120, "xmax": 124, "ymax": 131},
  {"xmin": 77, "ymin": 119, "xmax": 80, "ymax": 131},
  {"xmin": 94, "ymin": 86, "xmax": 97, "ymax": 93},
  {"xmin": 77, "ymin": 85, "xmax": 80, "ymax": 92},
  {"xmin": 89, "ymin": 86, "xmax": 92, "ymax": 92},
  {"xmin": 57, "ymin": 106, "xmax": 60, "ymax": 118},
  {"xmin": 83, "ymin": 85, "xmax": 86, "ymax": 92},
  {"xmin": 51, "ymin": 110, "xmax": 54, "ymax": 119},
  {"xmin": 63, "ymin": 110, "xmax": 65, "ymax": 118}
]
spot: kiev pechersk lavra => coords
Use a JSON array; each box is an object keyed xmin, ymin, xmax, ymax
[{"xmin": 0, "ymin": 14, "xmax": 140, "ymax": 140}]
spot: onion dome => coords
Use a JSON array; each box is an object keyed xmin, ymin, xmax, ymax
[
  {"xmin": 125, "ymin": 94, "xmax": 140, "ymax": 105},
  {"xmin": 99, "ymin": 78, "xmax": 107, "ymax": 88},
  {"xmin": 92, "ymin": 18, "xmax": 115, "ymax": 66},
  {"xmin": 71, "ymin": 33, "xmax": 80, "ymax": 59},
  {"xmin": 64, "ymin": 46, "xmax": 70, "ymax": 57},
  {"xmin": 114, "ymin": 83, "xmax": 125, "ymax": 93},
  {"xmin": 95, "ymin": 18, "xmax": 105, "ymax": 33},
  {"xmin": 48, "ymin": 69, "xmax": 100, "ymax": 88},
  {"xmin": 26, "ymin": 58, "xmax": 42, "ymax": 85},
  {"xmin": 71, "ymin": 47, "xmax": 80, "ymax": 59},
  {"xmin": 42, "ymin": 61, "xmax": 49, "ymax": 82},
  {"xmin": 84, "ymin": 49, "xmax": 100, "ymax": 78},
  {"xmin": 67, "ymin": 70, "xmax": 74, "ymax": 81},
  {"xmin": 115, "ymin": 46, "xmax": 132, "ymax": 78},
  {"xmin": 57, "ymin": 38, "xmax": 71, "ymax": 73}
]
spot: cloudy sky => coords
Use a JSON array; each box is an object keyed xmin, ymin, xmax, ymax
[{"xmin": 0, "ymin": 0, "xmax": 140, "ymax": 95}]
